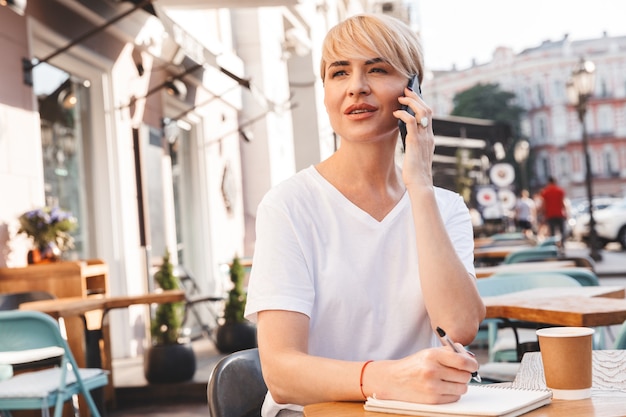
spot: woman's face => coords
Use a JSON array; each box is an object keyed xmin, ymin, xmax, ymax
[{"xmin": 323, "ymin": 55, "xmax": 407, "ymax": 145}]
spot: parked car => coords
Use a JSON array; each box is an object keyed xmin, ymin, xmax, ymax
[
  {"xmin": 573, "ymin": 197, "xmax": 626, "ymax": 248},
  {"xmin": 570, "ymin": 196, "xmax": 622, "ymax": 241}
]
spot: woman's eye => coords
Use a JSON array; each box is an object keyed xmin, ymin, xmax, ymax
[
  {"xmin": 369, "ymin": 67, "xmax": 388, "ymax": 74},
  {"xmin": 330, "ymin": 70, "xmax": 347, "ymax": 78}
]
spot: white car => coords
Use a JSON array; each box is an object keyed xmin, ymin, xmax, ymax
[
  {"xmin": 569, "ymin": 197, "xmax": 622, "ymax": 240},
  {"xmin": 574, "ymin": 198, "xmax": 626, "ymax": 249}
]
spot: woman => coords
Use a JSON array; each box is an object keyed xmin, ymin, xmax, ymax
[{"xmin": 244, "ymin": 13, "xmax": 485, "ymax": 417}]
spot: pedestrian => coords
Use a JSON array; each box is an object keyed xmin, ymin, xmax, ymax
[
  {"xmin": 514, "ymin": 189, "xmax": 536, "ymax": 239},
  {"xmin": 244, "ymin": 13, "xmax": 485, "ymax": 417},
  {"xmin": 540, "ymin": 176, "xmax": 567, "ymax": 250}
]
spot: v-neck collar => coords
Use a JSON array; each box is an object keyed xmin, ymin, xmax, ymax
[{"xmin": 307, "ymin": 166, "xmax": 408, "ymax": 226}]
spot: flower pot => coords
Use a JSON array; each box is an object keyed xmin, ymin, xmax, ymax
[
  {"xmin": 27, "ymin": 242, "xmax": 61, "ymax": 264},
  {"xmin": 215, "ymin": 321, "xmax": 257, "ymax": 354},
  {"xmin": 143, "ymin": 342, "xmax": 196, "ymax": 384}
]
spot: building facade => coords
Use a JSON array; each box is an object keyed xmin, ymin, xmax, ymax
[{"xmin": 423, "ymin": 33, "xmax": 626, "ymax": 200}]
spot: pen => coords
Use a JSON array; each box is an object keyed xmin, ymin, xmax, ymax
[{"xmin": 435, "ymin": 326, "xmax": 482, "ymax": 383}]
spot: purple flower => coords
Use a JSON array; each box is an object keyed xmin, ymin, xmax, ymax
[{"xmin": 17, "ymin": 206, "xmax": 77, "ymax": 251}]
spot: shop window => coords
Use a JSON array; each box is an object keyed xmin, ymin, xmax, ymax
[{"xmin": 34, "ymin": 63, "xmax": 91, "ymax": 260}]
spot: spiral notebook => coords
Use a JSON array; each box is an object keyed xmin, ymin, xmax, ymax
[{"xmin": 364, "ymin": 384, "xmax": 552, "ymax": 417}]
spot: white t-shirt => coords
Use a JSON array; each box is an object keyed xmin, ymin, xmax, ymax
[{"xmin": 244, "ymin": 166, "xmax": 476, "ymax": 416}]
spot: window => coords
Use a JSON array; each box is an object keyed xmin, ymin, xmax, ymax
[
  {"xmin": 599, "ymin": 77, "xmax": 608, "ymax": 98},
  {"xmin": 536, "ymin": 84, "xmax": 544, "ymax": 106},
  {"xmin": 34, "ymin": 63, "xmax": 92, "ymax": 260},
  {"xmin": 597, "ymin": 105, "xmax": 614, "ymax": 134},
  {"xmin": 603, "ymin": 145, "xmax": 619, "ymax": 177}
]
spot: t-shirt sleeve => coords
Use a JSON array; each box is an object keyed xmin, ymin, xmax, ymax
[
  {"xmin": 439, "ymin": 191, "xmax": 476, "ymax": 277},
  {"xmin": 243, "ymin": 196, "xmax": 315, "ymax": 323}
]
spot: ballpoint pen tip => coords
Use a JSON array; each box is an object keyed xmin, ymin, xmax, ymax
[{"xmin": 436, "ymin": 327, "xmax": 445, "ymax": 337}]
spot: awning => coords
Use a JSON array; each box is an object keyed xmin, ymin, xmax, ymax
[
  {"xmin": 1, "ymin": 0, "xmax": 27, "ymax": 15},
  {"xmin": 154, "ymin": 0, "xmax": 300, "ymax": 8},
  {"xmin": 153, "ymin": 4, "xmax": 249, "ymax": 89}
]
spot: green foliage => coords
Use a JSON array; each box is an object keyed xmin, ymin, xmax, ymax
[
  {"xmin": 223, "ymin": 256, "xmax": 247, "ymax": 323},
  {"xmin": 451, "ymin": 83, "xmax": 525, "ymax": 138},
  {"xmin": 151, "ymin": 250, "xmax": 185, "ymax": 345}
]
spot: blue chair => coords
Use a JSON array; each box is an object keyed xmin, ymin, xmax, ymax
[
  {"xmin": 537, "ymin": 236, "xmax": 560, "ymax": 247},
  {"xmin": 502, "ymin": 246, "xmax": 559, "ymax": 264},
  {"xmin": 477, "ymin": 273, "xmax": 582, "ymax": 363},
  {"xmin": 0, "ymin": 310, "xmax": 108, "ymax": 417},
  {"xmin": 490, "ymin": 232, "xmax": 527, "ymax": 242},
  {"xmin": 613, "ymin": 321, "xmax": 626, "ymax": 349},
  {"xmin": 512, "ymin": 255, "xmax": 597, "ymax": 272},
  {"xmin": 491, "ymin": 268, "xmax": 600, "ymax": 287},
  {"xmin": 0, "ymin": 292, "xmax": 64, "ymax": 373}
]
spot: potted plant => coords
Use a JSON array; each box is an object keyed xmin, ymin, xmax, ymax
[
  {"xmin": 215, "ymin": 255, "xmax": 257, "ymax": 353},
  {"xmin": 17, "ymin": 206, "xmax": 77, "ymax": 264},
  {"xmin": 143, "ymin": 249, "xmax": 196, "ymax": 384}
]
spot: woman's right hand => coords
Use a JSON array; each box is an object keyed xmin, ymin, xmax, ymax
[{"xmin": 362, "ymin": 346, "xmax": 479, "ymax": 404}]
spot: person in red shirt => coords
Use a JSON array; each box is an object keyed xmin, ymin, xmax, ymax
[{"xmin": 540, "ymin": 176, "xmax": 566, "ymax": 250}]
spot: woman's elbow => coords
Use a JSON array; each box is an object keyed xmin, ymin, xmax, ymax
[{"xmin": 465, "ymin": 302, "xmax": 487, "ymax": 344}]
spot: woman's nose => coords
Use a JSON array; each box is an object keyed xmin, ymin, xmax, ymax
[{"xmin": 348, "ymin": 74, "xmax": 371, "ymax": 96}]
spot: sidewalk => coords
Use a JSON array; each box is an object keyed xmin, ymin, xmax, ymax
[{"xmin": 109, "ymin": 338, "xmax": 220, "ymax": 417}]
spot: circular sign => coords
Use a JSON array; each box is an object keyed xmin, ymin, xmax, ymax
[
  {"xmin": 498, "ymin": 189, "xmax": 517, "ymax": 211},
  {"xmin": 490, "ymin": 163, "xmax": 515, "ymax": 187},
  {"xmin": 476, "ymin": 187, "xmax": 497, "ymax": 207}
]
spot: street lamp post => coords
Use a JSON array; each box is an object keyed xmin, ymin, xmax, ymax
[
  {"xmin": 514, "ymin": 140, "xmax": 530, "ymax": 192},
  {"xmin": 566, "ymin": 58, "xmax": 602, "ymax": 261}
]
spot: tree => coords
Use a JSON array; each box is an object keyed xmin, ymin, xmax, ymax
[{"xmin": 452, "ymin": 83, "xmax": 525, "ymax": 138}]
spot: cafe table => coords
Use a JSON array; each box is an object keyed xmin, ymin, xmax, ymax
[
  {"xmin": 19, "ymin": 289, "xmax": 186, "ymax": 407},
  {"xmin": 474, "ymin": 261, "xmax": 578, "ymax": 278},
  {"xmin": 474, "ymin": 244, "xmax": 533, "ymax": 259},
  {"xmin": 302, "ymin": 350, "xmax": 626, "ymax": 417},
  {"xmin": 482, "ymin": 285, "xmax": 626, "ymax": 327}
]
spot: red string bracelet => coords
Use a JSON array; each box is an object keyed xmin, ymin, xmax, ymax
[{"xmin": 359, "ymin": 360, "xmax": 374, "ymax": 399}]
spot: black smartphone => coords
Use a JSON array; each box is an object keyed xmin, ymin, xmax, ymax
[{"xmin": 398, "ymin": 74, "xmax": 420, "ymax": 151}]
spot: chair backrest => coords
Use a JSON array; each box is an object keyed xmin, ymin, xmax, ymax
[
  {"xmin": 491, "ymin": 268, "xmax": 600, "ymax": 287},
  {"xmin": 0, "ymin": 291, "xmax": 55, "ymax": 310},
  {"xmin": 0, "ymin": 292, "xmax": 62, "ymax": 370},
  {"xmin": 207, "ymin": 348, "xmax": 267, "ymax": 417},
  {"xmin": 477, "ymin": 272, "xmax": 581, "ymax": 297},
  {"xmin": 490, "ymin": 232, "xmax": 527, "ymax": 242},
  {"xmin": 537, "ymin": 236, "xmax": 560, "ymax": 247},
  {"xmin": 613, "ymin": 320, "xmax": 626, "ymax": 349},
  {"xmin": 531, "ymin": 256, "xmax": 596, "ymax": 271},
  {"xmin": 0, "ymin": 310, "xmax": 68, "ymax": 352},
  {"xmin": 503, "ymin": 246, "xmax": 559, "ymax": 264},
  {"xmin": 0, "ymin": 310, "xmax": 106, "ymax": 417}
]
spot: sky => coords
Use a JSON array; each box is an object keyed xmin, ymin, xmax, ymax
[{"xmin": 418, "ymin": 0, "xmax": 626, "ymax": 71}]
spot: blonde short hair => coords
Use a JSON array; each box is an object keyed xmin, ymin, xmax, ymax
[{"xmin": 320, "ymin": 14, "xmax": 424, "ymax": 84}]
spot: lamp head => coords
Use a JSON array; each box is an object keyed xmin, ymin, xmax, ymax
[
  {"xmin": 164, "ymin": 79, "xmax": 187, "ymax": 100},
  {"xmin": 571, "ymin": 58, "xmax": 596, "ymax": 98}
]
